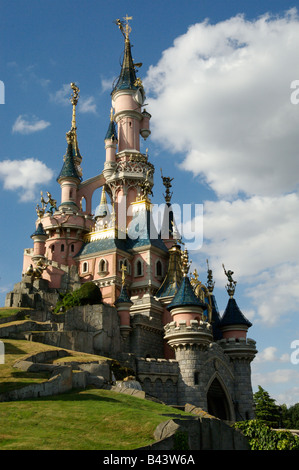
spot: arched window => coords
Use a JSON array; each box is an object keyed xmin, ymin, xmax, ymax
[
  {"xmin": 194, "ymin": 372, "xmax": 200, "ymax": 385},
  {"xmin": 71, "ymin": 244, "xmax": 75, "ymax": 253},
  {"xmin": 135, "ymin": 259, "xmax": 143, "ymax": 277},
  {"xmin": 99, "ymin": 258, "xmax": 108, "ymax": 273},
  {"xmin": 156, "ymin": 260, "xmax": 162, "ymax": 277},
  {"xmin": 82, "ymin": 261, "xmax": 88, "ymax": 273}
]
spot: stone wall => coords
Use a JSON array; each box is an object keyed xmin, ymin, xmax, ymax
[
  {"xmin": 136, "ymin": 357, "xmax": 179, "ymax": 405},
  {"xmin": 139, "ymin": 404, "xmax": 250, "ymax": 450},
  {"xmin": 130, "ymin": 313, "xmax": 164, "ymax": 358}
]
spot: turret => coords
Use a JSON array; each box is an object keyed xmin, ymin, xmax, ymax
[
  {"xmin": 30, "ymin": 222, "xmax": 47, "ymax": 263},
  {"xmin": 218, "ymin": 265, "xmax": 257, "ymax": 420},
  {"xmin": 103, "ymin": 109, "xmax": 118, "ymax": 180},
  {"xmin": 57, "ymin": 83, "xmax": 82, "ymax": 210}
]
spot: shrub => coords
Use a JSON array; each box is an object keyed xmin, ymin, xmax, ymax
[
  {"xmin": 233, "ymin": 419, "xmax": 299, "ymax": 450},
  {"xmin": 54, "ymin": 282, "xmax": 102, "ymax": 313}
]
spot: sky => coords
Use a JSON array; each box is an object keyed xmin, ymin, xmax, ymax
[{"xmin": 1, "ymin": 0, "xmax": 299, "ymax": 407}]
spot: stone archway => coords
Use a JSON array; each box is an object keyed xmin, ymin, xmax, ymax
[{"xmin": 207, "ymin": 377, "xmax": 232, "ymax": 421}]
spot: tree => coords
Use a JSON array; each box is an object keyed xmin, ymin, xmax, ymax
[
  {"xmin": 285, "ymin": 403, "xmax": 299, "ymax": 429},
  {"xmin": 253, "ymin": 386, "xmax": 281, "ymax": 428}
]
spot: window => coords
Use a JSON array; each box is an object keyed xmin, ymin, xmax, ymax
[
  {"xmin": 194, "ymin": 372, "xmax": 200, "ymax": 385},
  {"xmin": 51, "ymin": 245, "xmax": 55, "ymax": 253},
  {"xmin": 61, "ymin": 244, "xmax": 64, "ymax": 252},
  {"xmin": 71, "ymin": 244, "xmax": 75, "ymax": 253},
  {"xmin": 156, "ymin": 260, "xmax": 162, "ymax": 277},
  {"xmin": 82, "ymin": 261, "xmax": 88, "ymax": 273},
  {"xmin": 99, "ymin": 258, "xmax": 108, "ymax": 273},
  {"xmin": 135, "ymin": 258, "xmax": 143, "ymax": 277}
]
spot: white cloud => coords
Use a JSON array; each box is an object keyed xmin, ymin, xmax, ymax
[
  {"xmin": 255, "ymin": 347, "xmax": 291, "ymax": 364},
  {"xmin": 50, "ymin": 83, "xmax": 97, "ymax": 114},
  {"xmin": 79, "ymin": 96, "xmax": 97, "ymax": 114},
  {"xmin": 101, "ymin": 76, "xmax": 114, "ymax": 93},
  {"xmin": 145, "ymin": 9, "xmax": 299, "ymax": 198},
  {"xmin": 12, "ymin": 115, "xmax": 50, "ymax": 135},
  {"xmin": 186, "ymin": 193, "xmax": 299, "ymax": 324},
  {"xmin": 0, "ymin": 158, "xmax": 53, "ymax": 201},
  {"xmin": 50, "ymin": 83, "xmax": 71, "ymax": 106},
  {"xmin": 146, "ymin": 10, "xmax": 299, "ymax": 327}
]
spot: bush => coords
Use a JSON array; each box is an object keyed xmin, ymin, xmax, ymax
[
  {"xmin": 54, "ymin": 282, "xmax": 102, "ymax": 313},
  {"xmin": 233, "ymin": 419, "xmax": 299, "ymax": 450}
]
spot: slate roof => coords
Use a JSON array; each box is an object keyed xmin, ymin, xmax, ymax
[
  {"xmin": 220, "ymin": 297, "xmax": 252, "ymax": 328},
  {"xmin": 112, "ymin": 38, "xmax": 138, "ymax": 93},
  {"xmin": 167, "ymin": 275, "xmax": 207, "ymax": 311},
  {"xmin": 31, "ymin": 222, "xmax": 47, "ymax": 238},
  {"xmin": 57, "ymin": 142, "xmax": 81, "ymax": 182},
  {"xmin": 114, "ymin": 284, "xmax": 132, "ymax": 305},
  {"xmin": 105, "ymin": 120, "xmax": 117, "ymax": 141}
]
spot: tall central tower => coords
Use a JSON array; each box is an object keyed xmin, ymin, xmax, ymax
[{"xmin": 103, "ymin": 16, "xmax": 152, "ymax": 232}]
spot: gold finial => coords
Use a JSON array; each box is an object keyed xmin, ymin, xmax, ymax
[
  {"xmin": 115, "ymin": 14, "xmax": 133, "ymax": 40},
  {"xmin": 222, "ymin": 263, "xmax": 237, "ymax": 298},
  {"xmin": 121, "ymin": 263, "xmax": 127, "ymax": 285},
  {"xmin": 137, "ymin": 169, "xmax": 153, "ymax": 201},
  {"xmin": 110, "ymin": 107, "xmax": 114, "ymax": 122},
  {"xmin": 181, "ymin": 249, "xmax": 191, "ymax": 277},
  {"xmin": 70, "ymin": 83, "xmax": 80, "ymax": 130}
]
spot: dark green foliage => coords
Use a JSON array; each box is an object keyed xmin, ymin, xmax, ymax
[
  {"xmin": 54, "ymin": 282, "xmax": 102, "ymax": 313},
  {"xmin": 253, "ymin": 385, "xmax": 281, "ymax": 427},
  {"xmin": 110, "ymin": 360, "xmax": 135, "ymax": 381},
  {"xmin": 233, "ymin": 419, "xmax": 299, "ymax": 450},
  {"xmin": 284, "ymin": 403, "xmax": 299, "ymax": 429}
]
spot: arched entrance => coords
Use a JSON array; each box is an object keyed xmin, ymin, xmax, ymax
[{"xmin": 207, "ymin": 378, "xmax": 231, "ymax": 421}]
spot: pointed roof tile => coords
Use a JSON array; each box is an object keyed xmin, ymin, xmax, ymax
[{"xmin": 220, "ymin": 298, "xmax": 252, "ymax": 328}]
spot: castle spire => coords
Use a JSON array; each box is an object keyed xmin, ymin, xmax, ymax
[{"xmin": 113, "ymin": 15, "xmax": 139, "ymax": 92}]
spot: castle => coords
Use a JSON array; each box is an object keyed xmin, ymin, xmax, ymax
[{"xmin": 5, "ymin": 16, "xmax": 257, "ymax": 421}]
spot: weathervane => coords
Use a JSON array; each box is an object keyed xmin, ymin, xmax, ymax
[
  {"xmin": 115, "ymin": 14, "xmax": 133, "ymax": 40},
  {"xmin": 206, "ymin": 259, "xmax": 215, "ymax": 293},
  {"xmin": 160, "ymin": 169, "xmax": 174, "ymax": 203},
  {"xmin": 222, "ymin": 263, "xmax": 237, "ymax": 298}
]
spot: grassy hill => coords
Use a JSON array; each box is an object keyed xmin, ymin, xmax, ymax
[{"xmin": 0, "ymin": 338, "xmax": 192, "ymax": 450}]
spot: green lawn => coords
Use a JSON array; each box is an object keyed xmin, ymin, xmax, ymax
[
  {"xmin": 0, "ymin": 388, "xmax": 189, "ymax": 450},
  {"xmin": 0, "ymin": 307, "xmax": 33, "ymax": 319},
  {"xmin": 0, "ymin": 339, "xmax": 192, "ymax": 450}
]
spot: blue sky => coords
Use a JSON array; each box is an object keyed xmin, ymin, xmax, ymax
[{"xmin": 1, "ymin": 0, "xmax": 299, "ymax": 407}]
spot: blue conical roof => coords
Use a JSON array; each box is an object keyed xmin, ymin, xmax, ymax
[
  {"xmin": 220, "ymin": 298, "xmax": 252, "ymax": 328},
  {"xmin": 167, "ymin": 275, "xmax": 206, "ymax": 311},
  {"xmin": 112, "ymin": 38, "xmax": 138, "ymax": 93},
  {"xmin": 115, "ymin": 284, "xmax": 132, "ymax": 305},
  {"xmin": 57, "ymin": 142, "xmax": 81, "ymax": 182},
  {"xmin": 105, "ymin": 119, "xmax": 117, "ymax": 141},
  {"xmin": 31, "ymin": 222, "xmax": 47, "ymax": 238}
]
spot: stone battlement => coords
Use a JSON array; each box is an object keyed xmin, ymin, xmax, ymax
[
  {"xmin": 163, "ymin": 319, "xmax": 213, "ymax": 350},
  {"xmin": 218, "ymin": 337, "xmax": 257, "ymax": 360}
]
